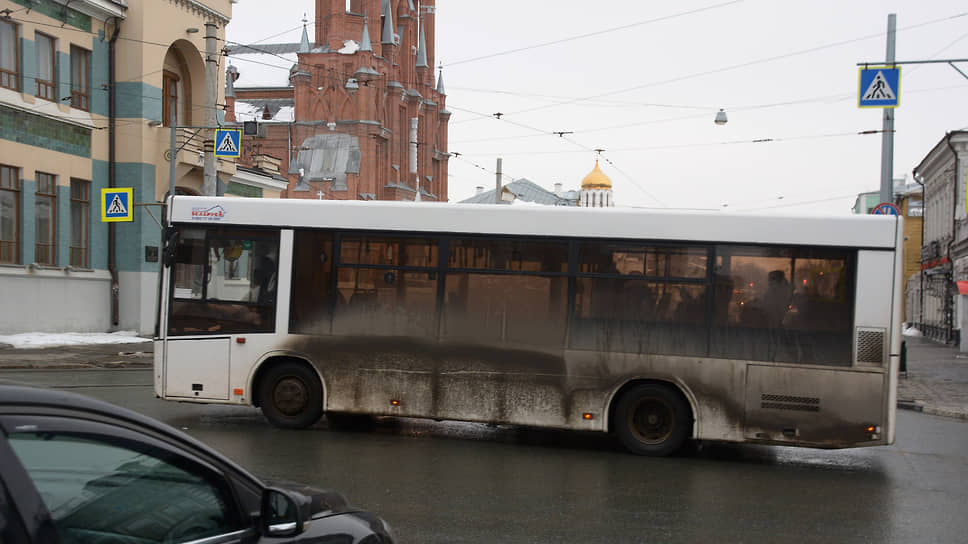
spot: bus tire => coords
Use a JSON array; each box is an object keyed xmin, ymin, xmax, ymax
[
  {"xmin": 614, "ymin": 383, "xmax": 691, "ymax": 456},
  {"xmin": 259, "ymin": 362, "xmax": 323, "ymax": 429}
]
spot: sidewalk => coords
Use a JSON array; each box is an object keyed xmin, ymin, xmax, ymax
[
  {"xmin": 0, "ymin": 340, "xmax": 153, "ymax": 370},
  {"xmin": 898, "ymin": 335, "xmax": 968, "ymax": 420},
  {"xmin": 0, "ymin": 336, "xmax": 965, "ymax": 421}
]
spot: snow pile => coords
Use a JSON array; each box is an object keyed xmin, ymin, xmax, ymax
[
  {"xmin": 0, "ymin": 331, "xmax": 149, "ymax": 349},
  {"xmin": 338, "ymin": 40, "xmax": 359, "ymax": 54},
  {"xmin": 902, "ymin": 324, "xmax": 922, "ymax": 337}
]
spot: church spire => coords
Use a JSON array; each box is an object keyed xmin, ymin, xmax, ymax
[
  {"xmin": 436, "ymin": 65, "xmax": 445, "ymax": 95},
  {"xmin": 416, "ymin": 25, "xmax": 428, "ymax": 68},
  {"xmin": 381, "ymin": 0, "xmax": 395, "ymax": 44},
  {"xmin": 299, "ymin": 14, "xmax": 310, "ymax": 53},
  {"xmin": 360, "ymin": 18, "xmax": 372, "ymax": 52}
]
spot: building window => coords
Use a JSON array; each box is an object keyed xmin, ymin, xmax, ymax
[
  {"xmin": 0, "ymin": 20, "xmax": 18, "ymax": 91},
  {"xmin": 35, "ymin": 33, "xmax": 56, "ymax": 100},
  {"xmin": 0, "ymin": 165, "xmax": 20, "ymax": 264},
  {"xmin": 70, "ymin": 179, "xmax": 89, "ymax": 268},
  {"xmin": 35, "ymin": 172, "xmax": 56, "ymax": 265},
  {"xmin": 70, "ymin": 45, "xmax": 90, "ymax": 111},
  {"xmin": 162, "ymin": 70, "xmax": 179, "ymax": 126}
]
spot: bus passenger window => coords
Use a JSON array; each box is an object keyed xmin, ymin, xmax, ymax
[
  {"xmin": 570, "ymin": 243, "xmax": 709, "ymax": 357},
  {"xmin": 710, "ymin": 245, "xmax": 854, "ymax": 366},
  {"xmin": 168, "ymin": 228, "xmax": 279, "ymax": 335}
]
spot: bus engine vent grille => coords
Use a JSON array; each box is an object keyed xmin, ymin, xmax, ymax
[
  {"xmin": 761, "ymin": 394, "xmax": 821, "ymax": 412},
  {"xmin": 856, "ymin": 328, "xmax": 886, "ymax": 365}
]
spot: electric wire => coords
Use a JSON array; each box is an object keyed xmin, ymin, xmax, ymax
[
  {"xmin": 444, "ymin": 0, "xmax": 744, "ymax": 67},
  {"xmin": 449, "ymin": 11, "xmax": 968, "ymax": 120}
]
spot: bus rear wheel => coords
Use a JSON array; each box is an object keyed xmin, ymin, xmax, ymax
[
  {"xmin": 615, "ymin": 384, "xmax": 690, "ymax": 456},
  {"xmin": 259, "ymin": 362, "xmax": 323, "ymax": 429}
]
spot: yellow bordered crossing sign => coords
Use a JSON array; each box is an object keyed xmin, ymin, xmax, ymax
[
  {"xmin": 101, "ymin": 188, "xmax": 133, "ymax": 222},
  {"xmin": 215, "ymin": 128, "xmax": 242, "ymax": 158}
]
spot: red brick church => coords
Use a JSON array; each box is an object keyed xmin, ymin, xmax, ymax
[{"xmin": 225, "ymin": 0, "xmax": 450, "ymax": 201}]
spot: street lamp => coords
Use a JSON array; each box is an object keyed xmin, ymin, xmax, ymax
[{"xmin": 714, "ymin": 109, "xmax": 728, "ymax": 125}]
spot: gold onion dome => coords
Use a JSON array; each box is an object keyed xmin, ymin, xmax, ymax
[{"xmin": 581, "ymin": 160, "xmax": 612, "ymax": 189}]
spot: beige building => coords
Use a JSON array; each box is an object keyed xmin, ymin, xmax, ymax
[{"xmin": 0, "ymin": 0, "xmax": 284, "ymax": 335}]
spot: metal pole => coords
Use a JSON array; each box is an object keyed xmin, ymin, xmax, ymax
[
  {"xmin": 495, "ymin": 157, "xmax": 502, "ymax": 204},
  {"xmin": 169, "ymin": 98, "xmax": 177, "ymax": 203},
  {"xmin": 202, "ymin": 22, "xmax": 218, "ymax": 196},
  {"xmin": 879, "ymin": 14, "xmax": 896, "ymax": 204}
]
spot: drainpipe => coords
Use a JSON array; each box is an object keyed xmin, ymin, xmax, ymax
[
  {"xmin": 913, "ymin": 170, "xmax": 925, "ymax": 332},
  {"xmin": 946, "ymin": 134, "xmax": 959, "ymax": 344},
  {"xmin": 108, "ymin": 17, "xmax": 121, "ymax": 327}
]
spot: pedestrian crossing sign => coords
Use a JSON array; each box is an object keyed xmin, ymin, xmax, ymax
[
  {"xmin": 215, "ymin": 128, "xmax": 242, "ymax": 158},
  {"xmin": 858, "ymin": 66, "xmax": 900, "ymax": 108},
  {"xmin": 101, "ymin": 188, "xmax": 133, "ymax": 222}
]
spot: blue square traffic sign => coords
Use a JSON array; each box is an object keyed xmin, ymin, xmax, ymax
[
  {"xmin": 858, "ymin": 67, "xmax": 900, "ymax": 108},
  {"xmin": 101, "ymin": 188, "xmax": 133, "ymax": 222},
  {"xmin": 215, "ymin": 129, "xmax": 242, "ymax": 158}
]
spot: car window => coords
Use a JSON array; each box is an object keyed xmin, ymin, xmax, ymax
[{"xmin": 7, "ymin": 431, "xmax": 243, "ymax": 544}]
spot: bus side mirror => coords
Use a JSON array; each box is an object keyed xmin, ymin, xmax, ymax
[{"xmin": 162, "ymin": 228, "xmax": 179, "ymax": 268}]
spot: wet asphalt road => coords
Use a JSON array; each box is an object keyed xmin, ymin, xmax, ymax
[{"xmin": 3, "ymin": 369, "xmax": 967, "ymax": 544}]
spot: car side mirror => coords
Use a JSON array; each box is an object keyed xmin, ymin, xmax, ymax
[{"xmin": 261, "ymin": 487, "xmax": 312, "ymax": 537}]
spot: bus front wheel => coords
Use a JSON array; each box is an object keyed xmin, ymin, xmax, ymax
[
  {"xmin": 615, "ymin": 384, "xmax": 691, "ymax": 456},
  {"xmin": 259, "ymin": 362, "xmax": 323, "ymax": 429}
]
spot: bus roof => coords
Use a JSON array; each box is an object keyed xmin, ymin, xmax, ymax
[{"xmin": 168, "ymin": 196, "xmax": 899, "ymax": 249}]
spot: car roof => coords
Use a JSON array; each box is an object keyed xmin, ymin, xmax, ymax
[{"xmin": 0, "ymin": 384, "xmax": 262, "ymax": 487}]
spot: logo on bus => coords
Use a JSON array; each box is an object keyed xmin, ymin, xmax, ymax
[{"xmin": 191, "ymin": 205, "xmax": 226, "ymax": 221}]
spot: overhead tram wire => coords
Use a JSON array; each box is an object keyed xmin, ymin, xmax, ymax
[
  {"xmin": 477, "ymin": 11, "xmax": 968, "ymax": 119},
  {"xmin": 452, "ymin": 83, "xmax": 967, "ymax": 144},
  {"xmin": 444, "ymin": 0, "xmax": 744, "ymax": 67},
  {"xmin": 460, "ymin": 128, "xmax": 887, "ymax": 157},
  {"xmin": 448, "ymin": 106, "xmax": 664, "ymax": 206},
  {"xmin": 733, "ymin": 194, "xmax": 861, "ymax": 212}
]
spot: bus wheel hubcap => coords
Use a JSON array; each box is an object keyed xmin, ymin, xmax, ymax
[
  {"xmin": 274, "ymin": 378, "xmax": 308, "ymax": 416},
  {"xmin": 630, "ymin": 398, "xmax": 673, "ymax": 444}
]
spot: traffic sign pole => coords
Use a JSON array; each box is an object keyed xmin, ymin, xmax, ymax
[{"xmin": 880, "ymin": 14, "xmax": 896, "ymax": 206}]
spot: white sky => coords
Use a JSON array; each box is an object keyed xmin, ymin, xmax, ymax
[{"xmin": 226, "ymin": 0, "xmax": 968, "ymax": 214}]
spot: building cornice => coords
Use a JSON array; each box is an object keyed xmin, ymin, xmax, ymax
[
  {"xmin": 0, "ymin": 90, "xmax": 97, "ymax": 130},
  {"xmin": 170, "ymin": 0, "xmax": 230, "ymax": 25},
  {"xmin": 52, "ymin": 0, "xmax": 127, "ymax": 21},
  {"xmin": 915, "ymin": 131, "xmax": 968, "ymax": 180},
  {"xmin": 231, "ymin": 169, "xmax": 289, "ymax": 192}
]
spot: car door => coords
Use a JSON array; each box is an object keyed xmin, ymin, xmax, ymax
[{"xmin": 0, "ymin": 414, "xmax": 257, "ymax": 544}]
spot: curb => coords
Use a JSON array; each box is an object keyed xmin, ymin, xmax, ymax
[{"xmin": 897, "ymin": 399, "xmax": 968, "ymax": 420}]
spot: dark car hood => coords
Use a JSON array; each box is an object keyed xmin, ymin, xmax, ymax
[{"xmin": 263, "ymin": 479, "xmax": 357, "ymax": 519}]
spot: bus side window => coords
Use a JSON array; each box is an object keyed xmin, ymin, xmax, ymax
[{"xmin": 168, "ymin": 228, "xmax": 280, "ymax": 335}]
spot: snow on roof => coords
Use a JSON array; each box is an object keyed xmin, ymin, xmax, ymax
[
  {"xmin": 338, "ymin": 40, "xmax": 360, "ymax": 55},
  {"xmin": 235, "ymin": 101, "xmax": 295, "ymax": 123},
  {"xmin": 231, "ymin": 52, "xmax": 298, "ymax": 88}
]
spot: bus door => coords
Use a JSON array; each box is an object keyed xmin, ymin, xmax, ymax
[{"xmin": 163, "ymin": 226, "xmax": 281, "ymax": 401}]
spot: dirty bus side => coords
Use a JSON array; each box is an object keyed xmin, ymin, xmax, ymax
[{"xmin": 155, "ymin": 198, "xmax": 900, "ymax": 456}]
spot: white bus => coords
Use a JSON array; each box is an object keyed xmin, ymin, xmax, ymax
[{"xmin": 155, "ymin": 196, "xmax": 902, "ymax": 456}]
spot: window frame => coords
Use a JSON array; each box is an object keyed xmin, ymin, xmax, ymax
[
  {"xmin": 34, "ymin": 172, "xmax": 56, "ymax": 266},
  {"xmin": 162, "ymin": 70, "xmax": 179, "ymax": 127},
  {"xmin": 0, "ymin": 19, "xmax": 19, "ymax": 91},
  {"xmin": 69, "ymin": 178, "xmax": 89, "ymax": 268},
  {"xmin": 0, "ymin": 164, "xmax": 20, "ymax": 265},
  {"xmin": 34, "ymin": 32, "xmax": 56, "ymax": 101},
  {"xmin": 69, "ymin": 45, "xmax": 90, "ymax": 111}
]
